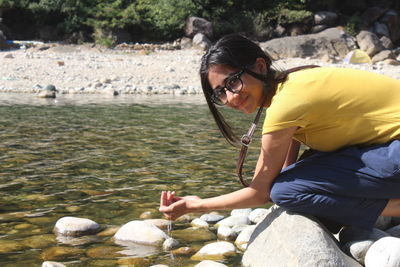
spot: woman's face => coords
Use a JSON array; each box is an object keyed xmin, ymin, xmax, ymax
[{"xmin": 207, "ymin": 61, "xmax": 266, "ymax": 114}]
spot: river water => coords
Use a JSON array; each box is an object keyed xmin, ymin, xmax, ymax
[{"xmin": 0, "ymin": 94, "xmax": 264, "ymax": 266}]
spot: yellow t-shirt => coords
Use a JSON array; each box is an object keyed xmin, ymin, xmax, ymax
[{"xmin": 262, "ymin": 67, "xmax": 400, "ymax": 152}]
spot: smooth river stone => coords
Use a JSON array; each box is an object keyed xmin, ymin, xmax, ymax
[
  {"xmin": 86, "ymin": 246, "xmax": 123, "ymax": 259},
  {"xmin": 200, "ymin": 213, "xmax": 225, "ymax": 224},
  {"xmin": 191, "ymin": 218, "xmax": 209, "ymax": 228},
  {"xmin": 191, "ymin": 241, "xmax": 236, "ymax": 261},
  {"xmin": 0, "ymin": 239, "xmax": 29, "ymax": 253},
  {"xmin": 231, "ymin": 208, "xmax": 252, "ymax": 217},
  {"xmin": 215, "ymin": 215, "xmax": 250, "ymax": 228},
  {"xmin": 217, "ymin": 225, "xmax": 237, "ymax": 241},
  {"xmin": 54, "ymin": 216, "xmax": 101, "ymax": 237},
  {"xmin": 114, "ymin": 220, "xmax": 168, "ymax": 246},
  {"xmin": 56, "ymin": 234, "xmax": 100, "ymax": 246},
  {"xmin": 41, "ymin": 246, "xmax": 85, "ymax": 261},
  {"xmin": 248, "ymin": 208, "xmax": 270, "ymax": 224},
  {"xmin": 97, "ymin": 226, "xmax": 120, "ymax": 237},
  {"xmin": 42, "ymin": 261, "xmax": 67, "ymax": 267},
  {"xmin": 195, "ymin": 260, "xmax": 228, "ymax": 267},
  {"xmin": 342, "ymin": 240, "xmax": 374, "ymax": 265},
  {"xmin": 172, "ymin": 227, "xmax": 216, "ymax": 242},
  {"xmin": 235, "ymin": 225, "xmax": 257, "ymax": 251},
  {"xmin": 163, "ymin": 237, "xmax": 180, "ymax": 250},
  {"xmin": 365, "ymin": 237, "xmax": 400, "ymax": 267},
  {"xmin": 22, "ymin": 234, "xmax": 57, "ymax": 249},
  {"xmin": 171, "ymin": 246, "xmax": 198, "ymax": 256}
]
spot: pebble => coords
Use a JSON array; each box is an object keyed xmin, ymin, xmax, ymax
[
  {"xmin": 195, "ymin": 260, "xmax": 228, "ymax": 267},
  {"xmin": 42, "ymin": 261, "xmax": 66, "ymax": 267},
  {"xmin": 114, "ymin": 220, "xmax": 168, "ymax": 246},
  {"xmin": 200, "ymin": 213, "xmax": 225, "ymax": 224},
  {"xmin": 162, "ymin": 237, "xmax": 180, "ymax": 250},
  {"xmin": 217, "ymin": 225, "xmax": 237, "ymax": 241},
  {"xmin": 191, "ymin": 218, "xmax": 209, "ymax": 228},
  {"xmin": 215, "ymin": 215, "xmax": 250, "ymax": 228},
  {"xmin": 235, "ymin": 225, "xmax": 257, "ymax": 251}
]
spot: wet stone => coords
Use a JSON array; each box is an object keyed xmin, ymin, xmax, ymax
[
  {"xmin": 171, "ymin": 246, "xmax": 198, "ymax": 256},
  {"xmin": 42, "ymin": 261, "xmax": 67, "ymax": 267},
  {"xmin": 191, "ymin": 218, "xmax": 209, "ymax": 228},
  {"xmin": 22, "ymin": 234, "xmax": 57, "ymax": 249},
  {"xmin": 145, "ymin": 219, "xmax": 170, "ymax": 230},
  {"xmin": 195, "ymin": 260, "xmax": 228, "ymax": 267},
  {"xmin": 114, "ymin": 220, "xmax": 168, "ymax": 246},
  {"xmin": 172, "ymin": 227, "xmax": 216, "ymax": 242},
  {"xmin": 96, "ymin": 226, "xmax": 120, "ymax": 237},
  {"xmin": 0, "ymin": 182, "xmax": 24, "ymax": 191},
  {"xmin": 41, "ymin": 246, "xmax": 85, "ymax": 261},
  {"xmin": 86, "ymin": 246, "xmax": 123, "ymax": 259},
  {"xmin": 56, "ymin": 234, "xmax": 100, "ymax": 246},
  {"xmin": 200, "ymin": 213, "xmax": 225, "ymax": 224},
  {"xmin": 0, "ymin": 239, "xmax": 29, "ymax": 253},
  {"xmin": 54, "ymin": 216, "xmax": 101, "ymax": 237},
  {"xmin": 163, "ymin": 237, "xmax": 180, "ymax": 251},
  {"xmin": 191, "ymin": 241, "xmax": 236, "ymax": 261}
]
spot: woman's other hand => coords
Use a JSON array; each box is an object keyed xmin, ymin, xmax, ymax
[{"xmin": 159, "ymin": 191, "xmax": 201, "ymax": 220}]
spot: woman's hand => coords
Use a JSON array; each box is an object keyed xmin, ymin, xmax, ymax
[{"xmin": 159, "ymin": 191, "xmax": 201, "ymax": 220}]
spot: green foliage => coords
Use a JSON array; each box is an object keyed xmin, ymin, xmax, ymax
[
  {"xmin": 344, "ymin": 15, "xmax": 361, "ymax": 36},
  {"xmin": 278, "ymin": 9, "xmax": 313, "ymax": 25}
]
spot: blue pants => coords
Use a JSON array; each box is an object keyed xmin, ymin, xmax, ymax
[{"xmin": 270, "ymin": 140, "xmax": 400, "ymax": 229}]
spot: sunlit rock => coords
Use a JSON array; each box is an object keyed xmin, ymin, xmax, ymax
[
  {"xmin": 42, "ymin": 261, "xmax": 66, "ymax": 267},
  {"xmin": 342, "ymin": 240, "xmax": 374, "ymax": 265},
  {"xmin": 195, "ymin": 260, "xmax": 228, "ymax": 267},
  {"xmin": 191, "ymin": 218, "xmax": 209, "ymax": 228},
  {"xmin": 235, "ymin": 225, "xmax": 257, "ymax": 251},
  {"xmin": 117, "ymin": 257, "xmax": 151, "ymax": 266},
  {"xmin": 248, "ymin": 208, "xmax": 270, "ymax": 224},
  {"xmin": 231, "ymin": 208, "xmax": 252, "ymax": 217},
  {"xmin": 217, "ymin": 225, "xmax": 237, "ymax": 241},
  {"xmin": 199, "ymin": 213, "xmax": 225, "ymax": 224},
  {"xmin": 163, "ymin": 237, "xmax": 180, "ymax": 250},
  {"xmin": 191, "ymin": 241, "xmax": 236, "ymax": 261},
  {"xmin": 114, "ymin": 220, "xmax": 168, "ymax": 246},
  {"xmin": 215, "ymin": 215, "xmax": 250, "ymax": 228},
  {"xmin": 54, "ymin": 216, "xmax": 101, "ymax": 237},
  {"xmin": 365, "ymin": 237, "xmax": 400, "ymax": 267}
]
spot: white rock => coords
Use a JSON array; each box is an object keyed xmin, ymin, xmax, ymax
[
  {"xmin": 192, "ymin": 241, "xmax": 236, "ymax": 260},
  {"xmin": 42, "ymin": 262, "xmax": 66, "ymax": 267},
  {"xmin": 231, "ymin": 208, "xmax": 252, "ymax": 217},
  {"xmin": 53, "ymin": 216, "xmax": 100, "ymax": 236},
  {"xmin": 114, "ymin": 220, "xmax": 168, "ymax": 246},
  {"xmin": 365, "ymin": 236, "xmax": 400, "ymax": 267},
  {"xmin": 216, "ymin": 215, "xmax": 250, "ymax": 228},
  {"xmin": 235, "ymin": 225, "xmax": 257, "ymax": 251},
  {"xmin": 195, "ymin": 260, "xmax": 228, "ymax": 267},
  {"xmin": 342, "ymin": 240, "xmax": 374, "ymax": 265},
  {"xmin": 162, "ymin": 237, "xmax": 179, "ymax": 250},
  {"xmin": 200, "ymin": 213, "xmax": 225, "ymax": 223},
  {"xmin": 191, "ymin": 218, "xmax": 209, "ymax": 228},
  {"xmin": 217, "ymin": 225, "xmax": 237, "ymax": 241},
  {"xmin": 248, "ymin": 208, "xmax": 270, "ymax": 224}
]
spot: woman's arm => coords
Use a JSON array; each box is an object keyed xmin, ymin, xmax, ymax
[
  {"xmin": 282, "ymin": 139, "xmax": 300, "ymax": 169},
  {"xmin": 160, "ymin": 126, "xmax": 297, "ymax": 220}
]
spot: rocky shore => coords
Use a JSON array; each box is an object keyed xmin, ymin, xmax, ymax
[{"xmin": 0, "ymin": 41, "xmax": 399, "ymax": 99}]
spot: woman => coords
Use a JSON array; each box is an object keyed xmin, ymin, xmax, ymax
[{"xmin": 160, "ymin": 34, "xmax": 400, "ymax": 230}]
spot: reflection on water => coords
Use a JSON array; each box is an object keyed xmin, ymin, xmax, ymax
[{"xmin": 0, "ymin": 94, "xmax": 263, "ymax": 266}]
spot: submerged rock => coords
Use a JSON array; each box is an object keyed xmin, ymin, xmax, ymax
[
  {"xmin": 41, "ymin": 246, "xmax": 85, "ymax": 261},
  {"xmin": 195, "ymin": 260, "xmax": 228, "ymax": 267},
  {"xmin": 42, "ymin": 261, "xmax": 66, "ymax": 267},
  {"xmin": 114, "ymin": 220, "xmax": 168, "ymax": 246},
  {"xmin": 172, "ymin": 227, "xmax": 216, "ymax": 242},
  {"xmin": 53, "ymin": 216, "xmax": 101, "ymax": 237}
]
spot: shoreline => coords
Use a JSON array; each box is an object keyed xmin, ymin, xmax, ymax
[{"xmin": 1, "ymin": 44, "xmax": 399, "ymax": 98}]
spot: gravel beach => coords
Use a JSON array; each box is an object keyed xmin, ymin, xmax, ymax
[{"xmin": 1, "ymin": 44, "xmax": 399, "ymax": 96}]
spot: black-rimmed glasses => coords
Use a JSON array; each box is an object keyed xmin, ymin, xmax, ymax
[{"xmin": 210, "ymin": 70, "xmax": 245, "ymax": 105}]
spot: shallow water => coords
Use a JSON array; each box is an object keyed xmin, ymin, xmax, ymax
[{"xmin": 0, "ymin": 94, "xmax": 264, "ymax": 266}]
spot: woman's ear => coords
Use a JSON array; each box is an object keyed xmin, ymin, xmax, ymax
[{"xmin": 254, "ymin": 57, "xmax": 267, "ymax": 75}]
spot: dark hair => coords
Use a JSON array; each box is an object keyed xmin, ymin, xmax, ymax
[{"xmin": 200, "ymin": 34, "xmax": 286, "ymax": 147}]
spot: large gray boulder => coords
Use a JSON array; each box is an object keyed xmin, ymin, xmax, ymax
[
  {"xmin": 356, "ymin": 31, "xmax": 384, "ymax": 57},
  {"xmin": 242, "ymin": 206, "xmax": 361, "ymax": 267},
  {"xmin": 185, "ymin": 17, "xmax": 213, "ymax": 40},
  {"xmin": 260, "ymin": 27, "xmax": 356, "ymax": 60}
]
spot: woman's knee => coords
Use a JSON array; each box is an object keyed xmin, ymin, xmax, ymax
[{"xmin": 270, "ymin": 182, "xmax": 298, "ymax": 207}]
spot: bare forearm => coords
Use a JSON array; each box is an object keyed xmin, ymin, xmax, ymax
[{"xmin": 192, "ymin": 187, "xmax": 270, "ymax": 212}]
